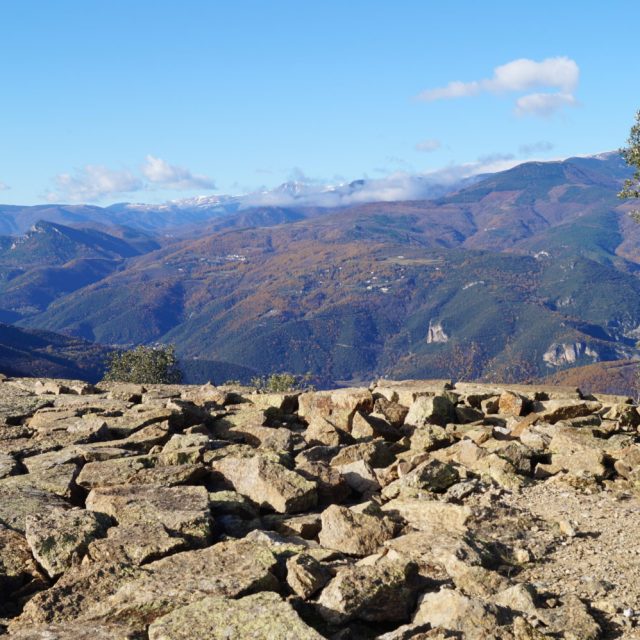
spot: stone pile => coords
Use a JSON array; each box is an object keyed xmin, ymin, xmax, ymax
[{"xmin": 1, "ymin": 376, "xmax": 640, "ymax": 638}]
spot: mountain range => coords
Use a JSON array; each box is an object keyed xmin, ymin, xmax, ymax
[{"xmin": 1, "ymin": 151, "xmax": 639, "ymax": 389}]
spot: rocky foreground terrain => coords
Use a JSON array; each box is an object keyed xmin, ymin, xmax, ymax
[{"xmin": 1, "ymin": 376, "xmax": 640, "ymax": 639}]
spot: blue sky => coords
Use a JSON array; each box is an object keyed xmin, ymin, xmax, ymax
[{"xmin": 1, "ymin": 0, "xmax": 638, "ymax": 205}]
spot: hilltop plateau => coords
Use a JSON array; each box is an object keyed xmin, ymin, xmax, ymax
[{"xmin": 1, "ymin": 376, "xmax": 640, "ymax": 638}]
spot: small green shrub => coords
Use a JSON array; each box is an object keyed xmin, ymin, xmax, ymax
[
  {"xmin": 102, "ymin": 344, "xmax": 183, "ymax": 384},
  {"xmin": 250, "ymin": 372, "xmax": 315, "ymax": 393}
]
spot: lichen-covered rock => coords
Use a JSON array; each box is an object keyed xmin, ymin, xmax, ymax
[
  {"xmin": 298, "ymin": 387, "xmax": 373, "ymax": 431},
  {"xmin": 498, "ymin": 390, "xmax": 529, "ymax": 417},
  {"xmin": 212, "ymin": 455, "xmax": 317, "ymax": 513},
  {"xmin": 25, "ymin": 507, "xmax": 111, "ymax": 578},
  {"xmin": 86, "ymin": 522, "xmax": 185, "ymax": 565},
  {"xmin": 83, "ymin": 540, "xmax": 279, "ymax": 629},
  {"xmin": 413, "ymin": 588, "xmax": 501, "ymax": 639},
  {"xmin": 0, "ymin": 486, "xmax": 70, "ymax": 533},
  {"xmin": 0, "ymin": 463, "xmax": 79, "ymax": 499},
  {"xmin": 148, "ymin": 592, "xmax": 324, "ymax": 640},
  {"xmin": 8, "ymin": 623, "xmax": 140, "ymax": 639},
  {"xmin": 318, "ymin": 504, "xmax": 395, "ymax": 555},
  {"xmin": 316, "ymin": 559, "xmax": 419, "ymax": 624},
  {"xmin": 286, "ymin": 552, "xmax": 331, "ymax": 598},
  {"xmin": 85, "ymin": 484, "xmax": 212, "ymax": 543},
  {"xmin": 0, "ymin": 526, "xmax": 47, "ymax": 614},
  {"xmin": 0, "ymin": 451, "xmax": 19, "ymax": 478},
  {"xmin": 404, "ymin": 394, "xmax": 455, "ymax": 428}
]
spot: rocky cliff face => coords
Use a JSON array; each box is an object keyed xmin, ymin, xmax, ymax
[{"xmin": 1, "ymin": 375, "xmax": 640, "ymax": 639}]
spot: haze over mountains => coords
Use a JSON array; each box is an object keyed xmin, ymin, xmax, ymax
[{"xmin": 1, "ymin": 151, "xmax": 639, "ymax": 388}]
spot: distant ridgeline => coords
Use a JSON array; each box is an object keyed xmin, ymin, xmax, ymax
[{"xmin": 1, "ymin": 152, "xmax": 640, "ymax": 390}]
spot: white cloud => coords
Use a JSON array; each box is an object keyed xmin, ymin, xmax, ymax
[
  {"xmin": 45, "ymin": 165, "xmax": 143, "ymax": 203},
  {"xmin": 0, "ymin": 181, "xmax": 9, "ymax": 191},
  {"xmin": 46, "ymin": 157, "xmax": 217, "ymax": 202},
  {"xmin": 415, "ymin": 139, "xmax": 441, "ymax": 153},
  {"xmin": 417, "ymin": 56, "xmax": 579, "ymax": 116},
  {"xmin": 514, "ymin": 92, "xmax": 577, "ymax": 117},
  {"xmin": 141, "ymin": 155, "xmax": 216, "ymax": 190},
  {"xmin": 239, "ymin": 154, "xmax": 535, "ymax": 209},
  {"xmin": 519, "ymin": 141, "xmax": 554, "ymax": 155}
]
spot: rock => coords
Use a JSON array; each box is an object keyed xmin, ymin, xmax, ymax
[
  {"xmin": 86, "ymin": 522, "xmax": 185, "ymax": 565},
  {"xmin": 351, "ymin": 410, "xmax": 400, "ymax": 441},
  {"xmin": 86, "ymin": 484, "xmax": 212, "ymax": 543},
  {"xmin": 148, "ymin": 592, "xmax": 323, "ymax": 640},
  {"xmin": 318, "ymin": 504, "xmax": 395, "ymax": 555},
  {"xmin": 404, "ymin": 394, "xmax": 455, "ymax": 428},
  {"xmin": 538, "ymin": 594, "xmax": 601, "ymax": 640},
  {"xmin": 0, "ymin": 452, "xmax": 19, "ymax": 478},
  {"xmin": 0, "ymin": 463, "xmax": 79, "ymax": 499},
  {"xmin": 286, "ymin": 553, "xmax": 331, "ymax": 598},
  {"xmin": 305, "ymin": 415, "xmax": 351, "ymax": 447},
  {"xmin": 378, "ymin": 624, "xmax": 458, "ymax": 639},
  {"xmin": 335, "ymin": 459, "xmax": 381, "ymax": 495},
  {"xmin": 549, "ymin": 427, "xmax": 607, "ymax": 478},
  {"xmin": 373, "ymin": 397, "xmax": 409, "ymax": 427},
  {"xmin": 534, "ymin": 399, "xmax": 602, "ymax": 424},
  {"xmin": 329, "ymin": 440, "xmax": 395, "ymax": 468},
  {"xmin": 381, "ymin": 497, "xmax": 470, "ymax": 534},
  {"xmin": 513, "ymin": 617, "xmax": 554, "ymax": 640},
  {"xmin": 246, "ymin": 392, "xmax": 300, "ymax": 414},
  {"xmin": 413, "ymin": 588, "xmax": 501, "ymax": 640},
  {"xmin": 83, "ymin": 540, "xmax": 279, "ymax": 629},
  {"xmin": 298, "ymin": 387, "xmax": 374, "ymax": 431},
  {"xmin": 25, "ymin": 507, "xmax": 111, "ymax": 578},
  {"xmin": 212, "ymin": 455, "xmax": 317, "ymax": 513},
  {"xmin": 316, "ymin": 559, "xmax": 419, "ymax": 624},
  {"xmin": 0, "ymin": 526, "xmax": 47, "ymax": 614},
  {"xmin": 77, "ymin": 455, "xmax": 205, "ymax": 489},
  {"xmin": 0, "ymin": 486, "xmax": 70, "ymax": 533},
  {"xmin": 263, "ymin": 513, "xmax": 321, "ymax": 539},
  {"xmin": 8, "ymin": 623, "xmax": 140, "ymax": 639},
  {"xmin": 383, "ymin": 459, "xmax": 460, "ymax": 499},
  {"xmin": 374, "ymin": 379, "xmax": 453, "ymax": 407},
  {"xmin": 499, "ymin": 390, "xmax": 529, "ymax": 417},
  {"xmin": 296, "ymin": 460, "xmax": 351, "ymax": 504},
  {"xmin": 12, "ymin": 561, "xmax": 144, "ymax": 627}
]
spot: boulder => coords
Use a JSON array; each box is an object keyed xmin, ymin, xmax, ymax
[
  {"xmin": 148, "ymin": 592, "xmax": 323, "ymax": 640},
  {"xmin": 413, "ymin": 588, "xmax": 501, "ymax": 639},
  {"xmin": 316, "ymin": 559, "xmax": 419, "ymax": 624},
  {"xmin": 212, "ymin": 455, "xmax": 317, "ymax": 513},
  {"xmin": 86, "ymin": 484, "xmax": 212, "ymax": 543},
  {"xmin": 0, "ymin": 526, "xmax": 47, "ymax": 614},
  {"xmin": 0, "ymin": 486, "xmax": 69, "ymax": 533},
  {"xmin": 83, "ymin": 540, "xmax": 279, "ymax": 629},
  {"xmin": 86, "ymin": 522, "xmax": 185, "ymax": 565},
  {"xmin": 318, "ymin": 504, "xmax": 395, "ymax": 555},
  {"xmin": 298, "ymin": 387, "xmax": 374, "ymax": 431},
  {"xmin": 286, "ymin": 553, "xmax": 331, "ymax": 598},
  {"xmin": 8, "ymin": 623, "xmax": 140, "ymax": 639},
  {"xmin": 404, "ymin": 395, "xmax": 455, "ymax": 428},
  {"xmin": 25, "ymin": 507, "xmax": 111, "ymax": 578}
]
